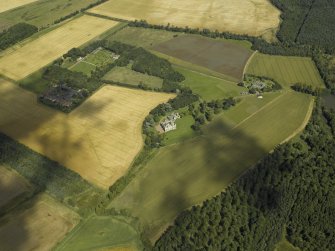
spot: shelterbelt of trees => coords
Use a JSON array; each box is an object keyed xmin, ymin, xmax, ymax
[
  {"xmin": 0, "ymin": 23, "xmax": 37, "ymax": 50},
  {"xmin": 154, "ymin": 102, "xmax": 335, "ymax": 251}
]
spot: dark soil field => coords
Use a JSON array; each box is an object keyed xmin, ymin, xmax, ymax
[{"xmin": 153, "ymin": 35, "xmax": 253, "ymax": 81}]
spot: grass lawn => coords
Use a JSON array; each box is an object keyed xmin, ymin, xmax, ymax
[
  {"xmin": 176, "ymin": 66, "xmax": 247, "ymax": 100},
  {"xmin": 54, "ymin": 216, "xmax": 142, "ymax": 251},
  {"xmin": 110, "ymin": 91, "xmax": 314, "ymax": 242},
  {"xmin": 70, "ymin": 49, "xmax": 116, "ymax": 76},
  {"xmin": 103, "ymin": 66, "xmax": 163, "ymax": 89},
  {"xmin": 246, "ymin": 53, "xmax": 325, "ymax": 89},
  {"xmin": 163, "ymin": 115, "xmax": 198, "ymax": 145},
  {"xmin": 0, "ymin": 0, "xmax": 99, "ymax": 31}
]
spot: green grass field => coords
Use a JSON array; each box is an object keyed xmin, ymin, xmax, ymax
[
  {"xmin": 55, "ymin": 216, "xmax": 142, "ymax": 251},
  {"xmin": 110, "ymin": 91, "xmax": 313, "ymax": 242},
  {"xmin": 103, "ymin": 66, "xmax": 163, "ymax": 88},
  {"xmin": 0, "ymin": 0, "xmax": 99, "ymax": 31},
  {"xmin": 177, "ymin": 66, "xmax": 247, "ymax": 100},
  {"xmin": 246, "ymin": 53, "xmax": 324, "ymax": 88},
  {"xmin": 275, "ymin": 237, "xmax": 301, "ymax": 251},
  {"xmin": 107, "ymin": 26, "xmax": 179, "ymax": 48}
]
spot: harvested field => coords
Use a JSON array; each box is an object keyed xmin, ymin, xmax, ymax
[
  {"xmin": 110, "ymin": 91, "xmax": 314, "ymax": 241},
  {"xmin": 153, "ymin": 35, "xmax": 253, "ymax": 81},
  {"xmin": 0, "ymin": 15, "xmax": 118, "ymax": 80},
  {"xmin": 0, "ymin": 165, "xmax": 30, "ymax": 208},
  {"xmin": 0, "ymin": 0, "xmax": 37, "ymax": 14},
  {"xmin": 0, "ymin": 80, "xmax": 174, "ymax": 188},
  {"xmin": 88, "ymin": 0, "xmax": 280, "ymax": 37},
  {"xmin": 246, "ymin": 53, "xmax": 325, "ymax": 88},
  {"xmin": 0, "ymin": 194, "xmax": 79, "ymax": 251}
]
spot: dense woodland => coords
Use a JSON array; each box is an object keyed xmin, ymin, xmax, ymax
[
  {"xmin": 270, "ymin": 0, "xmax": 335, "ymax": 53},
  {"xmin": 155, "ymin": 102, "xmax": 335, "ymax": 251},
  {"xmin": 0, "ymin": 23, "xmax": 37, "ymax": 50}
]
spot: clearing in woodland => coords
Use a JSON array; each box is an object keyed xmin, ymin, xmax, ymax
[
  {"xmin": 0, "ymin": 194, "xmax": 79, "ymax": 251},
  {"xmin": 0, "ymin": 0, "xmax": 38, "ymax": 14},
  {"xmin": 110, "ymin": 91, "xmax": 314, "ymax": 242},
  {"xmin": 246, "ymin": 53, "xmax": 325, "ymax": 88},
  {"xmin": 0, "ymin": 80, "xmax": 174, "ymax": 189},
  {"xmin": 0, "ymin": 15, "xmax": 118, "ymax": 80},
  {"xmin": 88, "ymin": 0, "xmax": 280, "ymax": 37},
  {"xmin": 0, "ymin": 165, "xmax": 30, "ymax": 208},
  {"xmin": 153, "ymin": 35, "xmax": 253, "ymax": 81},
  {"xmin": 55, "ymin": 216, "xmax": 142, "ymax": 251}
]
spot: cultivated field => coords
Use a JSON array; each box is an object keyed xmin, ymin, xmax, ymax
[
  {"xmin": 0, "ymin": 15, "xmax": 118, "ymax": 80},
  {"xmin": 246, "ymin": 53, "xmax": 325, "ymax": 88},
  {"xmin": 0, "ymin": 0, "xmax": 37, "ymax": 14},
  {"xmin": 0, "ymin": 165, "xmax": 30, "ymax": 208},
  {"xmin": 110, "ymin": 91, "xmax": 314, "ymax": 241},
  {"xmin": 0, "ymin": 194, "xmax": 79, "ymax": 251},
  {"xmin": 153, "ymin": 35, "xmax": 253, "ymax": 80},
  {"xmin": 88, "ymin": 0, "xmax": 281, "ymax": 37},
  {"xmin": 55, "ymin": 216, "xmax": 142, "ymax": 251},
  {"xmin": 0, "ymin": 0, "xmax": 100, "ymax": 31},
  {"xmin": 177, "ymin": 66, "xmax": 247, "ymax": 100},
  {"xmin": 103, "ymin": 66, "xmax": 163, "ymax": 88},
  {"xmin": 0, "ymin": 80, "xmax": 174, "ymax": 188}
]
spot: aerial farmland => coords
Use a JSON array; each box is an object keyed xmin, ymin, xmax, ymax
[{"xmin": 0, "ymin": 0, "xmax": 333, "ymax": 250}]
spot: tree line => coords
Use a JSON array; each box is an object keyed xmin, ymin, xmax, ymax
[{"xmin": 0, "ymin": 23, "xmax": 38, "ymax": 50}]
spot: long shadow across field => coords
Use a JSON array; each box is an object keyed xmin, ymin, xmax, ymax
[
  {"xmin": 112, "ymin": 118, "xmax": 269, "ymax": 242},
  {"xmin": 0, "ymin": 79, "xmax": 109, "ymax": 250}
]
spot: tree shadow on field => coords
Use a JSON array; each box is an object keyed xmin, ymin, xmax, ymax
[
  {"xmin": 134, "ymin": 118, "xmax": 275, "ymax": 242},
  {"xmin": 0, "ymin": 78, "xmax": 110, "ymax": 250}
]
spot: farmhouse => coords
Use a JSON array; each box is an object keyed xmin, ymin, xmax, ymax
[{"xmin": 160, "ymin": 112, "xmax": 180, "ymax": 132}]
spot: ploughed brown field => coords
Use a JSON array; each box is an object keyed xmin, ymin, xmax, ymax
[{"xmin": 153, "ymin": 35, "xmax": 253, "ymax": 81}]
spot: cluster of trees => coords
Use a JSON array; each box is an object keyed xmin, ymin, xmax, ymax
[
  {"xmin": 104, "ymin": 41, "xmax": 184, "ymax": 82},
  {"xmin": 0, "ymin": 133, "xmax": 102, "ymax": 216},
  {"xmin": 242, "ymin": 75, "xmax": 282, "ymax": 94},
  {"xmin": 0, "ymin": 23, "xmax": 38, "ymax": 50},
  {"xmin": 155, "ymin": 102, "xmax": 335, "ymax": 250},
  {"xmin": 189, "ymin": 98, "xmax": 237, "ymax": 131},
  {"xmin": 291, "ymin": 83, "xmax": 321, "ymax": 96}
]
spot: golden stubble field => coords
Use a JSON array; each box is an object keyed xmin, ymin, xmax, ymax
[
  {"xmin": 0, "ymin": 15, "xmax": 118, "ymax": 80},
  {"xmin": 88, "ymin": 0, "xmax": 280, "ymax": 37},
  {"xmin": 0, "ymin": 194, "xmax": 80, "ymax": 251},
  {"xmin": 0, "ymin": 0, "xmax": 38, "ymax": 13},
  {"xmin": 0, "ymin": 80, "xmax": 174, "ymax": 188}
]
